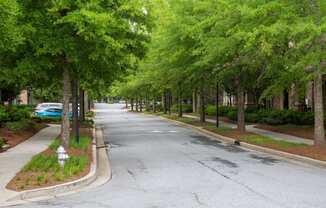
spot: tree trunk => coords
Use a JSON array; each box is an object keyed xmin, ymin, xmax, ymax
[
  {"xmin": 71, "ymin": 78, "xmax": 79, "ymax": 143},
  {"xmin": 178, "ymin": 85, "xmax": 183, "ymax": 117},
  {"xmin": 131, "ymin": 99, "xmax": 134, "ymax": 111},
  {"xmin": 61, "ymin": 67, "xmax": 71, "ymax": 149},
  {"xmin": 192, "ymin": 90, "xmax": 197, "ymax": 113},
  {"xmin": 79, "ymin": 88, "xmax": 85, "ymax": 121},
  {"xmin": 125, "ymin": 100, "xmax": 128, "ymax": 109},
  {"xmin": 314, "ymin": 74, "xmax": 326, "ymax": 146},
  {"xmin": 153, "ymin": 99, "xmax": 156, "ymax": 112},
  {"xmin": 168, "ymin": 91, "xmax": 172, "ymax": 115},
  {"xmin": 136, "ymin": 99, "xmax": 139, "ymax": 112},
  {"xmin": 216, "ymin": 82, "xmax": 219, "ymax": 128},
  {"xmin": 199, "ymin": 87, "xmax": 205, "ymax": 123},
  {"xmin": 237, "ymin": 85, "xmax": 245, "ymax": 132},
  {"xmin": 163, "ymin": 91, "xmax": 167, "ymax": 114},
  {"xmin": 140, "ymin": 100, "xmax": 143, "ymax": 112}
]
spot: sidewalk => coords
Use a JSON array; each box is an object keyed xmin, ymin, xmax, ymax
[
  {"xmin": 0, "ymin": 125, "xmax": 60, "ymax": 204},
  {"xmin": 183, "ymin": 114, "xmax": 313, "ymax": 145}
]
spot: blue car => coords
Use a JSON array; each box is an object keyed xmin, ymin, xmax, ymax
[{"xmin": 35, "ymin": 108, "xmax": 72, "ymax": 118}]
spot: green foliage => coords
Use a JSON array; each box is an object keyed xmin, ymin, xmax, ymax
[
  {"xmin": 0, "ymin": 137, "xmax": 6, "ymax": 149},
  {"xmin": 49, "ymin": 136, "xmax": 91, "ymax": 151},
  {"xmin": 63, "ymin": 156, "xmax": 89, "ymax": 177},
  {"xmin": 69, "ymin": 136, "xmax": 91, "ymax": 151},
  {"xmin": 85, "ymin": 111, "xmax": 95, "ymax": 118},
  {"xmin": 49, "ymin": 139, "xmax": 61, "ymax": 151},
  {"xmin": 23, "ymin": 154, "xmax": 60, "ymax": 172},
  {"xmin": 32, "ymin": 116, "xmax": 61, "ymax": 123},
  {"xmin": 171, "ymin": 104, "xmax": 193, "ymax": 113},
  {"xmin": 5, "ymin": 119, "xmax": 34, "ymax": 132}
]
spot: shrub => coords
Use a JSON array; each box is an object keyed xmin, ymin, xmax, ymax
[
  {"xmin": 85, "ymin": 111, "xmax": 95, "ymax": 117},
  {"xmin": 7, "ymin": 106, "xmax": 31, "ymax": 121},
  {"xmin": 32, "ymin": 116, "xmax": 61, "ymax": 123},
  {"xmin": 245, "ymin": 113, "xmax": 260, "ymax": 123},
  {"xmin": 171, "ymin": 104, "xmax": 193, "ymax": 113},
  {"xmin": 5, "ymin": 119, "xmax": 35, "ymax": 132},
  {"xmin": 0, "ymin": 138, "xmax": 6, "ymax": 149},
  {"xmin": 206, "ymin": 105, "xmax": 216, "ymax": 116},
  {"xmin": 226, "ymin": 110, "xmax": 237, "ymax": 121},
  {"xmin": 218, "ymin": 106, "xmax": 237, "ymax": 116}
]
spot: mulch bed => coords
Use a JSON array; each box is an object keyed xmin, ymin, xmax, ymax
[
  {"xmin": 0, "ymin": 123, "xmax": 47, "ymax": 153},
  {"xmin": 254, "ymin": 124, "xmax": 314, "ymax": 140},
  {"xmin": 6, "ymin": 127, "xmax": 93, "ymax": 191}
]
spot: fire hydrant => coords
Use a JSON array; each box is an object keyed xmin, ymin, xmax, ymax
[{"xmin": 57, "ymin": 145, "xmax": 69, "ymax": 167}]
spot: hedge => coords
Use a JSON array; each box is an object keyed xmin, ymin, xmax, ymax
[
  {"xmin": 171, "ymin": 104, "xmax": 193, "ymax": 113},
  {"xmin": 205, "ymin": 104, "xmax": 315, "ymax": 126},
  {"xmin": 0, "ymin": 105, "xmax": 32, "ymax": 125}
]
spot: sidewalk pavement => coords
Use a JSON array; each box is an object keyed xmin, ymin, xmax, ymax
[
  {"xmin": 183, "ymin": 114, "xmax": 313, "ymax": 145},
  {"xmin": 0, "ymin": 125, "xmax": 60, "ymax": 204}
]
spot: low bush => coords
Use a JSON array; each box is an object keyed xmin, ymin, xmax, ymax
[
  {"xmin": 0, "ymin": 105, "xmax": 31, "ymax": 124},
  {"xmin": 32, "ymin": 116, "xmax": 61, "ymax": 123},
  {"xmin": 0, "ymin": 137, "xmax": 6, "ymax": 149},
  {"xmin": 208, "ymin": 105, "xmax": 316, "ymax": 126},
  {"xmin": 171, "ymin": 104, "xmax": 193, "ymax": 113},
  {"xmin": 5, "ymin": 119, "xmax": 35, "ymax": 132},
  {"xmin": 85, "ymin": 111, "xmax": 95, "ymax": 118}
]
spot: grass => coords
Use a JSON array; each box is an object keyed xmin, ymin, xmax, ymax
[
  {"xmin": 159, "ymin": 112, "xmax": 308, "ymax": 149},
  {"xmin": 15, "ymin": 135, "xmax": 92, "ymax": 189},
  {"xmin": 49, "ymin": 136, "xmax": 91, "ymax": 151},
  {"xmin": 23, "ymin": 154, "xmax": 60, "ymax": 172},
  {"xmin": 240, "ymin": 135, "xmax": 308, "ymax": 148}
]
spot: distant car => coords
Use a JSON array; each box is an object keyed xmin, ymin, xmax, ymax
[
  {"xmin": 35, "ymin": 103, "xmax": 62, "ymax": 111},
  {"xmin": 35, "ymin": 107, "xmax": 72, "ymax": 118}
]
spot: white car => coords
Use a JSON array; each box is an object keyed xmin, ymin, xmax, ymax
[{"xmin": 35, "ymin": 103, "xmax": 63, "ymax": 112}]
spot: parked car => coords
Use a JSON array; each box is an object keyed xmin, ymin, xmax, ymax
[
  {"xmin": 35, "ymin": 107, "xmax": 72, "ymax": 118},
  {"xmin": 35, "ymin": 103, "xmax": 62, "ymax": 112}
]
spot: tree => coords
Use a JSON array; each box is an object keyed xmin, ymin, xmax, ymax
[{"xmin": 18, "ymin": 0, "xmax": 151, "ymax": 147}]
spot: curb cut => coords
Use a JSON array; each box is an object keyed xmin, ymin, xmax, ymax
[
  {"xmin": 159, "ymin": 115, "xmax": 326, "ymax": 169},
  {"xmin": 0, "ymin": 126, "xmax": 112, "ymax": 207}
]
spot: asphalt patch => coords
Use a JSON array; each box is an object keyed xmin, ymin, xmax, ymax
[
  {"xmin": 190, "ymin": 134, "xmax": 247, "ymax": 153},
  {"xmin": 211, "ymin": 157, "xmax": 238, "ymax": 168},
  {"xmin": 250, "ymin": 154, "xmax": 280, "ymax": 165}
]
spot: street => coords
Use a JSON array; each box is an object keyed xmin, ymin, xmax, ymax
[{"xmin": 16, "ymin": 103, "xmax": 326, "ymax": 208}]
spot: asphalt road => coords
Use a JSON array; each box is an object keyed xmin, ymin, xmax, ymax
[{"xmin": 16, "ymin": 103, "xmax": 326, "ymax": 208}]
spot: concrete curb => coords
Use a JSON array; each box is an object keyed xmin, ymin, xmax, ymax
[
  {"xmin": 159, "ymin": 116, "xmax": 326, "ymax": 169},
  {"xmin": 0, "ymin": 127, "xmax": 112, "ymax": 207}
]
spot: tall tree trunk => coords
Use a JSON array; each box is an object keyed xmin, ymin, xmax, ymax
[
  {"xmin": 216, "ymin": 82, "xmax": 219, "ymax": 128},
  {"xmin": 79, "ymin": 88, "xmax": 85, "ymax": 122},
  {"xmin": 199, "ymin": 86, "xmax": 206, "ymax": 123},
  {"xmin": 153, "ymin": 99, "xmax": 156, "ymax": 113},
  {"xmin": 192, "ymin": 90, "xmax": 197, "ymax": 113},
  {"xmin": 61, "ymin": 67, "xmax": 71, "ymax": 149},
  {"xmin": 136, "ymin": 99, "xmax": 139, "ymax": 112},
  {"xmin": 168, "ymin": 91, "xmax": 172, "ymax": 115},
  {"xmin": 125, "ymin": 99, "xmax": 128, "ymax": 109},
  {"xmin": 237, "ymin": 85, "xmax": 245, "ymax": 132},
  {"xmin": 72, "ymin": 78, "xmax": 79, "ymax": 143},
  {"xmin": 314, "ymin": 74, "xmax": 326, "ymax": 146},
  {"xmin": 163, "ymin": 91, "xmax": 167, "ymax": 114},
  {"xmin": 140, "ymin": 99, "xmax": 143, "ymax": 112},
  {"xmin": 131, "ymin": 99, "xmax": 134, "ymax": 111},
  {"xmin": 178, "ymin": 84, "xmax": 183, "ymax": 117}
]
